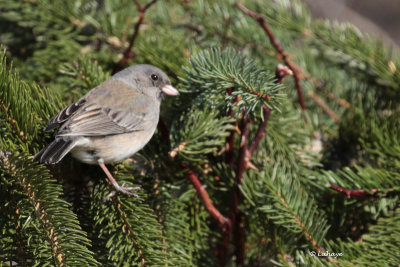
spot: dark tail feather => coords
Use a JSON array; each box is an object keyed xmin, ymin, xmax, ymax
[{"xmin": 33, "ymin": 139, "xmax": 75, "ymax": 164}]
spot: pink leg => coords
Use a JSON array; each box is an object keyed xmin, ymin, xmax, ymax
[{"xmin": 98, "ymin": 159, "xmax": 140, "ymax": 200}]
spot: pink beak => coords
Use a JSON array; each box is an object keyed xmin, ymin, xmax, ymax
[{"xmin": 161, "ymin": 85, "xmax": 180, "ymax": 96}]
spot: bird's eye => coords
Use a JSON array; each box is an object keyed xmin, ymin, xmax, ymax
[{"xmin": 151, "ymin": 74, "xmax": 158, "ymax": 81}]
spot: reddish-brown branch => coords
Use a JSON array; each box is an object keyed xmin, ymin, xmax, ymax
[
  {"xmin": 235, "ymin": 2, "xmax": 306, "ymax": 110},
  {"xmin": 187, "ymin": 170, "xmax": 231, "ymax": 229},
  {"xmin": 225, "ymin": 88, "xmax": 238, "ymax": 166},
  {"xmin": 233, "ymin": 118, "xmax": 249, "ymax": 265},
  {"xmin": 234, "ymin": 211, "xmax": 245, "ymax": 264},
  {"xmin": 220, "ymin": 117, "xmax": 250, "ymax": 266},
  {"xmin": 113, "ymin": 0, "xmax": 158, "ymax": 73},
  {"xmin": 134, "ymin": 0, "xmax": 157, "ymax": 11},
  {"xmin": 248, "ymin": 106, "xmax": 271, "ymax": 157},
  {"xmin": 183, "ymin": 164, "xmax": 231, "ymax": 231},
  {"xmin": 327, "ymin": 184, "xmax": 379, "ymax": 198},
  {"xmin": 225, "ymin": 127, "xmax": 236, "ymax": 166},
  {"xmin": 236, "ymin": 118, "xmax": 250, "ymax": 185}
]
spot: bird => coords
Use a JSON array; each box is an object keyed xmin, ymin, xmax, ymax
[{"xmin": 34, "ymin": 64, "xmax": 179, "ymax": 199}]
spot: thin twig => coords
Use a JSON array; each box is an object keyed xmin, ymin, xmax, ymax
[
  {"xmin": 183, "ymin": 164, "xmax": 231, "ymax": 231},
  {"xmin": 324, "ymin": 91, "xmax": 351, "ymax": 109},
  {"xmin": 244, "ymin": 86, "xmax": 271, "ymax": 101},
  {"xmin": 113, "ymin": 0, "xmax": 158, "ymax": 73},
  {"xmin": 142, "ymin": 0, "xmax": 158, "ymax": 10},
  {"xmin": 327, "ymin": 184, "xmax": 380, "ymax": 198},
  {"xmin": 308, "ymin": 91, "xmax": 341, "ymax": 123},
  {"xmin": 235, "ymin": 2, "xmax": 306, "ymax": 110}
]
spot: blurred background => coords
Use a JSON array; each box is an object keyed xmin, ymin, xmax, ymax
[{"xmin": 304, "ymin": 0, "xmax": 400, "ymax": 49}]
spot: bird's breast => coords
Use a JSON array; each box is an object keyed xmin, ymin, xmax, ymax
[{"xmin": 70, "ymin": 128, "xmax": 156, "ymax": 164}]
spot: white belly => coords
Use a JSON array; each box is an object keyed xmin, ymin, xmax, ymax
[{"xmin": 70, "ymin": 129, "xmax": 155, "ymax": 164}]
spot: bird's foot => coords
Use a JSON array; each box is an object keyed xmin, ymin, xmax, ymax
[{"xmin": 104, "ymin": 182, "xmax": 141, "ymax": 201}]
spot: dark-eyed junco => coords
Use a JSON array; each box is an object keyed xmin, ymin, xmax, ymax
[{"xmin": 34, "ymin": 64, "xmax": 179, "ymax": 198}]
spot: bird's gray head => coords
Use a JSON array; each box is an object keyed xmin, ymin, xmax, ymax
[{"xmin": 111, "ymin": 64, "xmax": 179, "ymax": 101}]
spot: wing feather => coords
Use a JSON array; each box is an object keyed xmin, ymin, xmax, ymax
[
  {"xmin": 45, "ymin": 98, "xmax": 86, "ymax": 131},
  {"xmin": 47, "ymin": 80, "xmax": 158, "ymax": 137}
]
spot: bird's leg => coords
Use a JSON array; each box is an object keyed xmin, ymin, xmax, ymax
[{"xmin": 97, "ymin": 159, "xmax": 141, "ymax": 200}]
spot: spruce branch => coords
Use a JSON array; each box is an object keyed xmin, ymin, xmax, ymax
[
  {"xmin": 236, "ymin": 5, "xmax": 343, "ymax": 122},
  {"xmin": 92, "ymin": 172, "xmax": 167, "ymax": 266},
  {"xmin": 113, "ymin": 0, "xmax": 158, "ymax": 73},
  {"xmin": 242, "ymin": 168, "xmax": 337, "ymax": 265},
  {"xmin": 235, "ymin": 2, "xmax": 306, "ymax": 110},
  {"xmin": 5, "ymin": 158, "xmax": 65, "ymax": 267},
  {"xmin": 181, "ymin": 48, "xmax": 282, "ymax": 113},
  {"xmin": 170, "ymin": 108, "xmax": 234, "ymax": 161},
  {"xmin": 1, "ymin": 154, "xmax": 99, "ymax": 266},
  {"xmin": 220, "ymin": 64, "xmax": 291, "ymax": 266},
  {"xmin": 248, "ymin": 64, "xmax": 291, "ymax": 159},
  {"xmin": 244, "ymin": 86, "xmax": 272, "ymax": 102},
  {"xmin": 275, "ymin": 191, "xmax": 338, "ymax": 264},
  {"xmin": 277, "ymin": 191, "xmax": 323, "ymax": 253},
  {"xmin": 327, "ymin": 184, "xmax": 380, "ymax": 198},
  {"xmin": 110, "ymin": 197, "xmax": 146, "ymax": 266},
  {"xmin": 329, "ymin": 208, "xmax": 400, "ymax": 265},
  {"xmin": 4, "ymin": 0, "xmax": 400, "ymax": 265},
  {"xmin": 134, "ymin": 0, "xmax": 157, "ymax": 11},
  {"xmin": 323, "ymin": 166, "xmax": 400, "ymax": 201}
]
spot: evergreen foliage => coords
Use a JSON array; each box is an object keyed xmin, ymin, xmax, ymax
[{"xmin": 1, "ymin": 0, "xmax": 400, "ymax": 266}]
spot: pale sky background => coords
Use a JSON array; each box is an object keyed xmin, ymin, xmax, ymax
[{"xmin": 304, "ymin": 0, "xmax": 400, "ymax": 49}]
